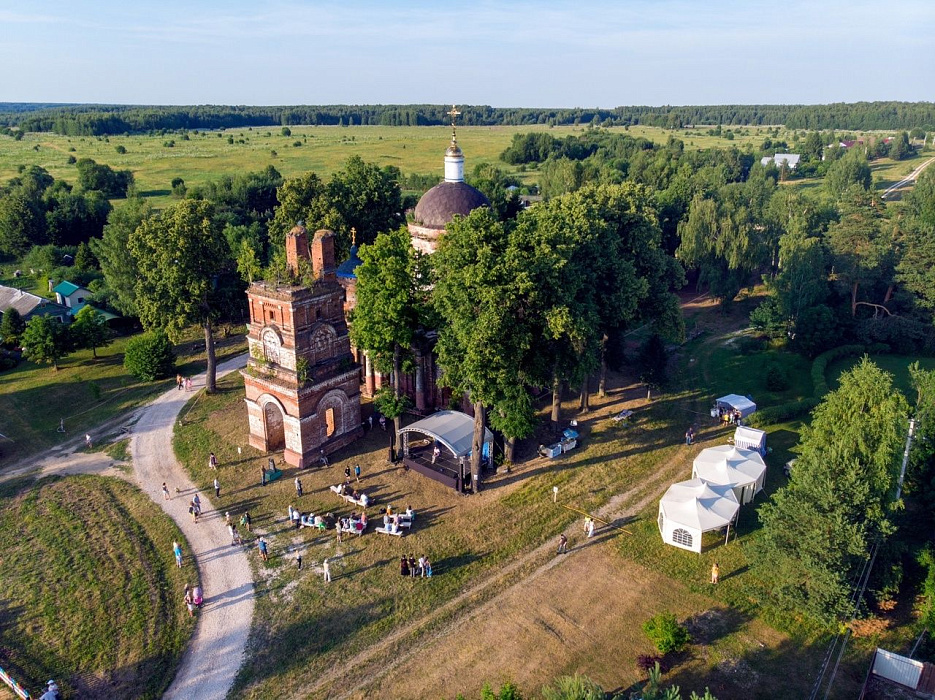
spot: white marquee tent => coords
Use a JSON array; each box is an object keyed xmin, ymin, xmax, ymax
[
  {"xmin": 658, "ymin": 478, "xmax": 739, "ymax": 553},
  {"xmin": 692, "ymin": 445, "xmax": 767, "ymax": 505},
  {"xmin": 733, "ymin": 426, "xmax": 767, "ymax": 455},
  {"xmin": 716, "ymin": 394, "xmax": 757, "ymax": 418}
]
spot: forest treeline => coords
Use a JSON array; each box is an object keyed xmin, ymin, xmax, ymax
[{"xmin": 2, "ymin": 101, "xmax": 934, "ymax": 136}]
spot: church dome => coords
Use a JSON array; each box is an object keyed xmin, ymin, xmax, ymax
[{"xmin": 412, "ymin": 181, "xmax": 490, "ymax": 229}]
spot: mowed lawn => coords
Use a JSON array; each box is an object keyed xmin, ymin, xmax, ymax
[
  {"xmin": 172, "ymin": 354, "xmax": 838, "ymax": 699},
  {"xmin": 0, "ymin": 475, "xmax": 195, "ymax": 699},
  {"xmin": 0, "ymin": 329, "xmax": 246, "ymax": 468}
]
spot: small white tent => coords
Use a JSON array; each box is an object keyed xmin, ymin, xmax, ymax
[
  {"xmin": 716, "ymin": 394, "xmax": 757, "ymax": 417},
  {"xmin": 692, "ymin": 445, "xmax": 767, "ymax": 504},
  {"xmin": 734, "ymin": 426, "xmax": 767, "ymax": 455},
  {"xmin": 658, "ymin": 479, "xmax": 739, "ymax": 553}
]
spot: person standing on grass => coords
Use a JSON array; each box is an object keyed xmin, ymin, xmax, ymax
[
  {"xmin": 323, "ymin": 557, "xmax": 331, "ymax": 582},
  {"xmin": 587, "ymin": 517, "xmax": 595, "ymax": 538},
  {"xmin": 408, "ymin": 555, "xmax": 418, "ymax": 578},
  {"xmin": 400, "ymin": 556, "xmax": 409, "ymax": 577},
  {"xmin": 228, "ymin": 523, "xmax": 237, "ymax": 546},
  {"xmin": 335, "ymin": 520, "xmax": 342, "ymax": 543},
  {"xmin": 295, "ymin": 477, "xmax": 303, "ymax": 497},
  {"xmin": 173, "ymin": 541, "xmax": 183, "ymax": 568},
  {"xmin": 162, "ymin": 482, "xmax": 171, "ymax": 500},
  {"xmin": 209, "ymin": 452, "xmax": 218, "ymax": 470},
  {"xmin": 184, "ymin": 585, "xmax": 194, "ymax": 617},
  {"xmin": 258, "ymin": 537, "xmax": 269, "ymax": 562},
  {"xmin": 344, "ymin": 465, "xmax": 351, "ymax": 481},
  {"xmin": 296, "ymin": 551, "xmax": 302, "ymax": 570},
  {"xmin": 214, "ymin": 477, "xmax": 220, "ymax": 498},
  {"xmin": 711, "ymin": 562, "xmax": 719, "ymax": 585},
  {"xmin": 557, "ymin": 533, "xmax": 568, "ymax": 554},
  {"xmin": 241, "ymin": 511, "xmax": 252, "ymax": 533},
  {"xmin": 355, "ymin": 463, "xmax": 361, "ymax": 482}
]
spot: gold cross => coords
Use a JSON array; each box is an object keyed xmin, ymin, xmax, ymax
[
  {"xmin": 447, "ymin": 105, "xmax": 461, "ymax": 128},
  {"xmin": 350, "ymin": 227, "xmax": 356, "ymax": 245}
]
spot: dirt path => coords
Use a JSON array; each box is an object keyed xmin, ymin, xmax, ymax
[
  {"xmin": 1, "ymin": 355, "xmax": 253, "ymax": 700},
  {"xmin": 882, "ymin": 156, "xmax": 935, "ymax": 200},
  {"xmin": 131, "ymin": 355, "xmax": 252, "ymax": 700}
]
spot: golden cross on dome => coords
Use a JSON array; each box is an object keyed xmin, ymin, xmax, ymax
[
  {"xmin": 350, "ymin": 227, "xmax": 357, "ymax": 245},
  {"xmin": 447, "ymin": 104, "xmax": 461, "ymax": 140}
]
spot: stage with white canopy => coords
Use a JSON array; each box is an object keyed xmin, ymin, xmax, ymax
[
  {"xmin": 715, "ymin": 394, "xmax": 757, "ymax": 418},
  {"xmin": 692, "ymin": 445, "xmax": 767, "ymax": 505},
  {"xmin": 658, "ymin": 478, "xmax": 740, "ymax": 553}
]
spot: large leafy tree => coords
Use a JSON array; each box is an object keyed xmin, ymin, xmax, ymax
[
  {"xmin": 896, "ymin": 169, "xmax": 935, "ymax": 318},
  {"xmin": 0, "ymin": 189, "xmax": 47, "ymax": 257},
  {"xmin": 583, "ymin": 183, "xmax": 684, "ymax": 399},
  {"xmin": 21, "ymin": 315, "xmax": 72, "ymax": 370},
  {"xmin": 434, "ymin": 208, "xmax": 537, "ymax": 477},
  {"xmin": 71, "ymin": 305, "xmax": 111, "ymax": 358},
  {"xmin": 512, "ymin": 192, "xmax": 605, "ymax": 424},
  {"xmin": 92, "ymin": 196, "xmax": 153, "ymax": 316},
  {"xmin": 676, "ymin": 188, "xmax": 768, "ymax": 302},
  {"xmin": 0, "ymin": 308, "xmax": 26, "ymax": 348},
  {"xmin": 824, "ymin": 149, "xmax": 872, "ymax": 199},
  {"xmin": 269, "ymin": 158, "xmax": 402, "ymax": 261},
  {"xmin": 754, "ymin": 358, "xmax": 909, "ymax": 625},
  {"xmin": 825, "ymin": 191, "xmax": 895, "ymax": 317},
  {"xmin": 349, "ymin": 227, "xmax": 425, "ymax": 452},
  {"xmin": 128, "ymin": 199, "xmax": 233, "ymax": 392}
]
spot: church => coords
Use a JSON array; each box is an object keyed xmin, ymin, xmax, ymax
[{"xmin": 243, "ymin": 110, "xmax": 489, "ymax": 465}]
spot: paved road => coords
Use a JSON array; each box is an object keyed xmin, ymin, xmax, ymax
[
  {"xmin": 131, "ymin": 355, "xmax": 252, "ymax": 700},
  {"xmin": 882, "ymin": 156, "xmax": 935, "ymax": 200}
]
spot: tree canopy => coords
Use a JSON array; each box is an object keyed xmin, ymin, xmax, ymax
[
  {"xmin": 128, "ymin": 199, "xmax": 233, "ymax": 391},
  {"xmin": 755, "ymin": 358, "xmax": 909, "ymax": 625}
]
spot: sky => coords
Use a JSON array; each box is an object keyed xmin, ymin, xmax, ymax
[{"xmin": 0, "ymin": 0, "xmax": 933, "ymax": 107}]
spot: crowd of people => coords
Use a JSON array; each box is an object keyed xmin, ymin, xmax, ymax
[{"xmin": 399, "ymin": 554, "xmax": 432, "ymax": 578}]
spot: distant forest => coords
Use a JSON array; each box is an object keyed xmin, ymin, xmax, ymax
[{"xmin": 1, "ymin": 101, "xmax": 934, "ymax": 136}]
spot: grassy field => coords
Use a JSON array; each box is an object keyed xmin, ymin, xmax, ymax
[
  {"xmin": 0, "ymin": 327, "xmax": 245, "ymax": 468},
  {"xmin": 0, "ymin": 474, "xmax": 195, "ymax": 699},
  {"xmin": 171, "ymin": 304, "xmax": 875, "ymax": 700},
  {"xmin": 1, "ymin": 124, "xmax": 918, "ymax": 212},
  {"xmin": 0, "ymin": 124, "xmax": 804, "ymax": 210},
  {"xmin": 827, "ymin": 354, "xmax": 935, "ymax": 400}
]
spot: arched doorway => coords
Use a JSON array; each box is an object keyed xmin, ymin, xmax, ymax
[{"xmin": 264, "ymin": 402, "xmax": 285, "ymax": 451}]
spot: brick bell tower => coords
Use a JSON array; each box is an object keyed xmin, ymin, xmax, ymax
[{"xmin": 242, "ymin": 223, "xmax": 363, "ymax": 467}]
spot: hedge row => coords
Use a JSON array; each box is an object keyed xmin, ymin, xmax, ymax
[{"xmin": 747, "ymin": 343, "xmax": 890, "ymax": 428}]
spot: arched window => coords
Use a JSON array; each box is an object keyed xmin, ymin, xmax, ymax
[
  {"xmin": 672, "ymin": 528, "xmax": 693, "ymax": 548},
  {"xmin": 325, "ymin": 407, "xmax": 336, "ymax": 437},
  {"xmin": 262, "ymin": 329, "xmax": 280, "ymax": 365}
]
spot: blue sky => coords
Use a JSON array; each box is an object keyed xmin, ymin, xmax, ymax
[{"xmin": 0, "ymin": 0, "xmax": 932, "ymax": 106}]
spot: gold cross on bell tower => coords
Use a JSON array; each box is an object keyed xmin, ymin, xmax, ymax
[{"xmin": 447, "ymin": 104, "xmax": 461, "ymax": 141}]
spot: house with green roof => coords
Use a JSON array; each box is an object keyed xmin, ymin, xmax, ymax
[{"xmin": 52, "ymin": 280, "xmax": 92, "ymax": 315}]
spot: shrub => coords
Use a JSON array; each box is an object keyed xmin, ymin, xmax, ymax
[
  {"xmin": 642, "ymin": 611, "xmax": 691, "ymax": 654},
  {"xmin": 765, "ymin": 361, "xmax": 791, "ymax": 391},
  {"xmin": 114, "ymin": 145, "xmax": 127, "ymax": 154},
  {"xmin": 124, "ymin": 330, "xmax": 176, "ymax": 381},
  {"xmin": 747, "ymin": 397, "xmax": 820, "ymax": 428},
  {"xmin": 636, "ymin": 653, "xmax": 665, "ymax": 673},
  {"xmin": 734, "ymin": 335, "xmax": 766, "ymax": 355}
]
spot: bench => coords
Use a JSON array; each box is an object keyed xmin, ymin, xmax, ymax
[
  {"xmin": 265, "ymin": 468, "xmax": 283, "ymax": 483},
  {"xmin": 376, "ymin": 526, "xmax": 404, "ymax": 537}
]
